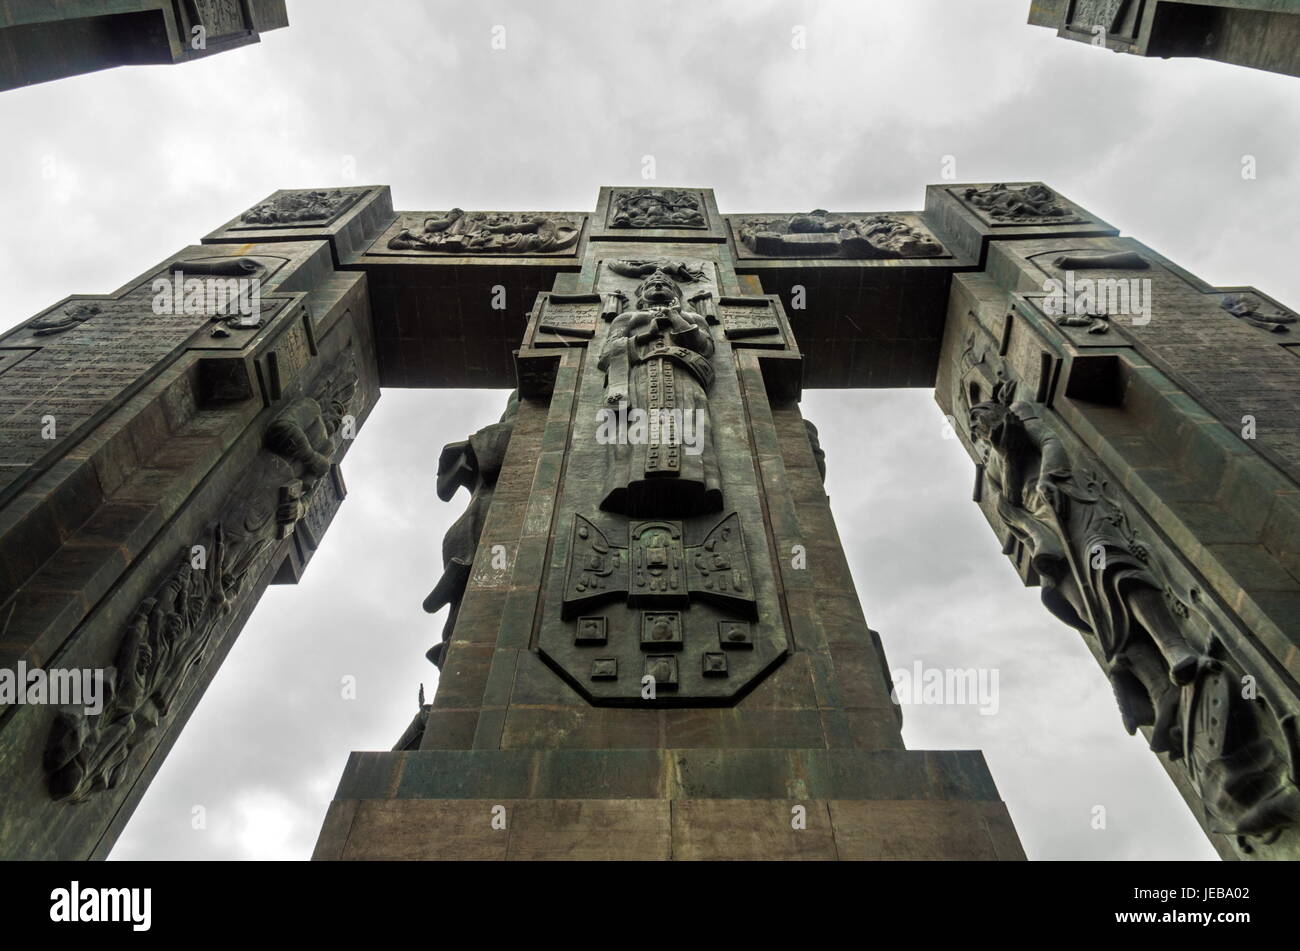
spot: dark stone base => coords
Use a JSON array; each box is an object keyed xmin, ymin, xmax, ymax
[{"xmin": 313, "ymin": 748, "xmax": 1025, "ymax": 860}]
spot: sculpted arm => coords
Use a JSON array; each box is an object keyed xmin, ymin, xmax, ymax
[
  {"xmin": 1016, "ymin": 407, "xmax": 1072, "ymax": 512},
  {"xmin": 668, "ymin": 310, "xmax": 714, "ymax": 357},
  {"xmin": 599, "ymin": 314, "xmax": 633, "ymax": 405}
]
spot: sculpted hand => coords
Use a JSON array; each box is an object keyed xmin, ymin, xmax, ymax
[
  {"xmin": 1037, "ymin": 478, "xmax": 1062, "ymax": 513},
  {"xmin": 277, "ymin": 498, "xmax": 305, "ymax": 526},
  {"xmin": 666, "ymin": 313, "xmax": 697, "ymax": 335}
]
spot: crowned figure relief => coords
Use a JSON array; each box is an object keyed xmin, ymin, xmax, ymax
[{"xmin": 597, "ymin": 267, "xmax": 721, "ymax": 517}]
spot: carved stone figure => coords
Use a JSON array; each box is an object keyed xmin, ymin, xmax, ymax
[
  {"xmin": 1053, "ymin": 308, "xmax": 1111, "ymax": 335},
  {"xmin": 1179, "ymin": 640, "xmax": 1300, "ymax": 848},
  {"xmin": 739, "ymin": 211, "xmax": 946, "ymax": 258},
  {"xmin": 597, "ymin": 268, "xmax": 721, "ymax": 517},
  {"xmin": 804, "ymin": 419, "xmax": 827, "ymax": 483},
  {"xmin": 392, "ymin": 685, "xmax": 430, "ymax": 752},
  {"xmin": 44, "ymin": 356, "xmax": 359, "ymax": 803},
  {"xmin": 1221, "ymin": 293, "xmax": 1296, "ymax": 333},
  {"xmin": 535, "ymin": 256, "xmax": 789, "ymax": 706},
  {"xmin": 263, "ymin": 358, "xmax": 358, "ymax": 526},
  {"xmin": 609, "ymin": 188, "xmax": 706, "ymax": 229},
  {"xmin": 177, "ymin": 256, "xmax": 264, "ymax": 278},
  {"xmin": 387, "ymin": 210, "xmax": 580, "ymax": 254},
  {"xmin": 961, "ymin": 183, "xmax": 1077, "ymax": 223},
  {"xmin": 241, "ymin": 189, "xmax": 357, "ymax": 225},
  {"xmin": 423, "ymin": 392, "xmax": 519, "ymax": 668},
  {"xmin": 971, "ymin": 385, "xmax": 1199, "ymax": 745},
  {"xmin": 969, "ymin": 383, "xmax": 1300, "ymax": 848},
  {"xmin": 607, "ymin": 259, "xmax": 706, "ymax": 283},
  {"xmin": 30, "ymin": 302, "xmax": 101, "ymax": 336},
  {"xmin": 1051, "ymin": 251, "xmax": 1148, "ymax": 270}
]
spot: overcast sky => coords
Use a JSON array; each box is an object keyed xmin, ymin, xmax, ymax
[{"xmin": 3, "ymin": 0, "xmax": 1297, "ymax": 860}]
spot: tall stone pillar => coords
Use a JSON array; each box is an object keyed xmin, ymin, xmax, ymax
[
  {"xmin": 1028, "ymin": 0, "xmax": 1300, "ymax": 78},
  {"xmin": 0, "ymin": 1, "xmax": 290, "ymax": 92},
  {"xmin": 314, "ymin": 187, "xmax": 1024, "ymax": 861},
  {"xmin": 0, "ymin": 187, "xmax": 388, "ymax": 859},
  {"xmin": 931, "ymin": 181, "xmax": 1300, "ymax": 859}
]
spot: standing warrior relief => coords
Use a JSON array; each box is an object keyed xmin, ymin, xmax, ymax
[
  {"xmin": 536, "ymin": 259, "xmax": 790, "ymax": 704},
  {"xmin": 969, "ymin": 382, "xmax": 1300, "ymax": 854}
]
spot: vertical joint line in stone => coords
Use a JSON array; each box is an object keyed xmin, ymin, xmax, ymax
[
  {"xmin": 526, "ymin": 347, "xmax": 585, "ymax": 655},
  {"xmin": 733, "ymin": 346, "xmax": 798, "ymax": 652}
]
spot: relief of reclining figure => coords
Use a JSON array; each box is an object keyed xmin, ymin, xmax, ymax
[
  {"xmin": 739, "ymin": 209, "xmax": 945, "ymax": 259},
  {"xmin": 387, "ymin": 209, "xmax": 579, "ymax": 254}
]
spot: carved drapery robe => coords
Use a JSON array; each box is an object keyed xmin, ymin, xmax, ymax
[
  {"xmin": 973, "ymin": 392, "xmax": 1300, "ymax": 845},
  {"xmin": 597, "ymin": 303, "xmax": 721, "ymax": 517},
  {"xmin": 973, "ymin": 395, "xmax": 1196, "ymax": 754},
  {"xmin": 979, "ymin": 400, "xmax": 1147, "ymax": 650}
]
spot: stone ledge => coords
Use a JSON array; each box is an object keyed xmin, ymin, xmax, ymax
[
  {"xmin": 332, "ymin": 747, "xmax": 1003, "ymax": 804},
  {"xmin": 314, "ymin": 796, "xmax": 1023, "ymax": 861}
]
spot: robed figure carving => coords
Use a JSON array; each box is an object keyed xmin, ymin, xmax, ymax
[
  {"xmin": 969, "ymin": 384, "xmax": 1201, "ymax": 754},
  {"xmin": 597, "ymin": 268, "xmax": 722, "ymax": 517},
  {"xmin": 969, "ymin": 383, "xmax": 1300, "ymax": 846}
]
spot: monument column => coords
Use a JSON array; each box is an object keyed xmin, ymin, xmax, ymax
[
  {"xmin": 930, "ymin": 181, "xmax": 1300, "ymax": 859},
  {"xmin": 314, "ymin": 187, "xmax": 1024, "ymax": 860},
  {"xmin": 0, "ymin": 1, "xmax": 291, "ymax": 92},
  {"xmin": 1027, "ymin": 0, "xmax": 1300, "ymax": 78},
  {"xmin": 0, "ymin": 187, "xmax": 389, "ymax": 859}
]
